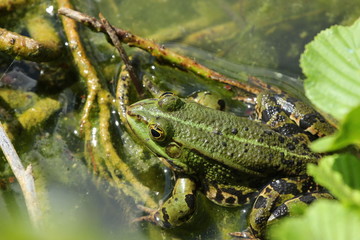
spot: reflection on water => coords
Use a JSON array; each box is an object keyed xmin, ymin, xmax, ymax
[{"xmin": 94, "ymin": 0, "xmax": 360, "ymax": 72}]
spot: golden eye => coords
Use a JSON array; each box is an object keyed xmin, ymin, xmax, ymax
[{"xmin": 149, "ymin": 124, "xmax": 166, "ymax": 141}]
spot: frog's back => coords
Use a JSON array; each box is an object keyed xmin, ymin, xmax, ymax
[{"xmin": 170, "ymin": 101, "xmax": 320, "ymax": 177}]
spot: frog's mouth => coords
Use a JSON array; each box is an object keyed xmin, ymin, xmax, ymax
[
  {"xmin": 125, "ymin": 104, "xmax": 153, "ymax": 148},
  {"xmin": 126, "ymin": 98, "xmax": 163, "ymax": 141},
  {"xmin": 126, "ymin": 98, "xmax": 178, "ymax": 162}
]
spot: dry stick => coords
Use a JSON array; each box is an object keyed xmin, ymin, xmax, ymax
[
  {"xmin": 0, "ymin": 123, "xmax": 41, "ymax": 229},
  {"xmin": 97, "ymin": 90, "xmax": 156, "ymax": 207},
  {"xmin": 99, "ymin": 15, "xmax": 132, "ymax": 124},
  {"xmin": 57, "ymin": 0, "xmax": 155, "ymax": 206},
  {"xmin": 99, "ymin": 14, "xmax": 143, "ymax": 96},
  {"xmin": 57, "ymin": 1, "xmax": 100, "ymax": 132},
  {"xmin": 115, "ymin": 65, "xmax": 131, "ymax": 125},
  {"xmin": 57, "ymin": 7, "xmax": 262, "ymax": 95},
  {"xmin": 0, "ymin": 28, "xmax": 62, "ymax": 62},
  {"xmin": 99, "ymin": 16, "xmax": 156, "ymax": 207}
]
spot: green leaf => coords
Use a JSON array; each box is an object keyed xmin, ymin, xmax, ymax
[
  {"xmin": 311, "ymin": 106, "xmax": 360, "ymax": 151},
  {"xmin": 308, "ymin": 154, "xmax": 360, "ymax": 206},
  {"xmin": 301, "ymin": 18, "xmax": 360, "ymax": 121},
  {"xmin": 269, "ymin": 200, "xmax": 360, "ymax": 240}
]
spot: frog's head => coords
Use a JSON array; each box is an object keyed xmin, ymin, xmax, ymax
[{"xmin": 126, "ymin": 93, "xmax": 188, "ymax": 172}]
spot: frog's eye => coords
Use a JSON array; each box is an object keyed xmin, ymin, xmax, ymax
[
  {"xmin": 158, "ymin": 93, "xmax": 184, "ymax": 112},
  {"xmin": 149, "ymin": 124, "xmax": 167, "ymax": 142}
]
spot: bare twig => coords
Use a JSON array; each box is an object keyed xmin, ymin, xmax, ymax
[
  {"xmin": 57, "ymin": 1, "xmax": 100, "ymax": 132},
  {"xmin": 0, "ymin": 28, "xmax": 62, "ymax": 62},
  {"xmin": 97, "ymin": 89, "xmax": 156, "ymax": 208},
  {"xmin": 0, "ymin": 122, "xmax": 41, "ymax": 229},
  {"xmin": 57, "ymin": 7, "xmax": 262, "ymax": 95},
  {"xmin": 115, "ymin": 65, "xmax": 131, "ymax": 125},
  {"xmin": 56, "ymin": 0, "xmax": 156, "ymax": 207},
  {"xmin": 99, "ymin": 14, "xmax": 143, "ymax": 96}
]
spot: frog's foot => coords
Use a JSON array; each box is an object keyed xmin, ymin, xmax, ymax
[
  {"xmin": 246, "ymin": 177, "xmax": 332, "ymax": 238},
  {"xmin": 132, "ymin": 205, "xmax": 160, "ymax": 225},
  {"xmin": 228, "ymin": 228, "xmax": 260, "ymax": 240},
  {"xmin": 268, "ymin": 192, "xmax": 334, "ymax": 222},
  {"xmin": 134, "ymin": 177, "xmax": 197, "ymax": 228}
]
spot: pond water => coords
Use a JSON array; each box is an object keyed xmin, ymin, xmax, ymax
[{"xmin": 0, "ymin": 0, "xmax": 360, "ymax": 239}]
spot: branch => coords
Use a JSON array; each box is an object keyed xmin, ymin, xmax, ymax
[
  {"xmin": 0, "ymin": 28, "xmax": 62, "ymax": 62},
  {"xmin": 0, "ymin": 122, "xmax": 42, "ymax": 229},
  {"xmin": 99, "ymin": 14, "xmax": 143, "ymax": 96},
  {"xmin": 57, "ymin": 7, "xmax": 262, "ymax": 95},
  {"xmin": 57, "ymin": 1, "xmax": 100, "ymax": 132}
]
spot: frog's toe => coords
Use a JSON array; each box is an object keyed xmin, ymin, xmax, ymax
[
  {"xmin": 132, "ymin": 215, "xmax": 155, "ymax": 224},
  {"xmin": 136, "ymin": 204, "xmax": 156, "ymax": 214},
  {"xmin": 132, "ymin": 205, "xmax": 160, "ymax": 225},
  {"xmin": 268, "ymin": 192, "xmax": 334, "ymax": 223}
]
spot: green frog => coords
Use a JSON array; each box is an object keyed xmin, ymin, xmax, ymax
[{"xmin": 126, "ymin": 91, "xmax": 334, "ymax": 239}]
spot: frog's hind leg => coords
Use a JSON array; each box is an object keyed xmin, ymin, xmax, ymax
[
  {"xmin": 244, "ymin": 176, "xmax": 330, "ymax": 238},
  {"xmin": 255, "ymin": 91, "xmax": 312, "ymax": 142},
  {"xmin": 228, "ymin": 192, "xmax": 332, "ymax": 240},
  {"xmin": 204, "ymin": 181, "xmax": 257, "ymax": 207},
  {"xmin": 134, "ymin": 177, "xmax": 197, "ymax": 228},
  {"xmin": 256, "ymin": 91, "xmax": 334, "ymax": 140},
  {"xmin": 268, "ymin": 192, "xmax": 333, "ymax": 224}
]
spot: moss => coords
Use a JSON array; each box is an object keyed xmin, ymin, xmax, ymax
[{"xmin": 18, "ymin": 97, "xmax": 61, "ymax": 130}]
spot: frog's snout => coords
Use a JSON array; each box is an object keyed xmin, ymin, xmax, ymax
[{"xmin": 126, "ymin": 98, "xmax": 158, "ymax": 121}]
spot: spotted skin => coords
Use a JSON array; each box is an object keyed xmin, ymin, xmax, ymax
[
  {"xmin": 256, "ymin": 91, "xmax": 335, "ymax": 141},
  {"xmin": 239, "ymin": 177, "xmax": 333, "ymax": 239},
  {"xmin": 269, "ymin": 192, "xmax": 333, "ymax": 221},
  {"xmin": 204, "ymin": 182, "xmax": 257, "ymax": 207},
  {"xmin": 228, "ymin": 92, "xmax": 336, "ymax": 239},
  {"xmin": 126, "ymin": 93, "xmax": 334, "ymax": 238},
  {"xmin": 150, "ymin": 177, "xmax": 197, "ymax": 228}
]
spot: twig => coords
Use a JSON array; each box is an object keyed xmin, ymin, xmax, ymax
[
  {"xmin": 0, "ymin": 122, "xmax": 41, "ymax": 229},
  {"xmin": 0, "ymin": 28, "xmax": 62, "ymax": 62},
  {"xmin": 57, "ymin": 7, "xmax": 262, "ymax": 95},
  {"xmin": 56, "ymin": 0, "xmax": 156, "ymax": 207},
  {"xmin": 97, "ymin": 89, "xmax": 156, "ymax": 208},
  {"xmin": 115, "ymin": 64, "xmax": 131, "ymax": 125},
  {"xmin": 99, "ymin": 14, "xmax": 143, "ymax": 96},
  {"xmin": 57, "ymin": 1, "xmax": 100, "ymax": 132}
]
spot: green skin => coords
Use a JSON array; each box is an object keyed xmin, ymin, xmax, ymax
[{"xmin": 126, "ymin": 93, "xmax": 332, "ymax": 238}]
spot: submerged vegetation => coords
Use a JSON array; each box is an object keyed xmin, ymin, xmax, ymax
[{"xmin": 0, "ymin": 0, "xmax": 359, "ymax": 239}]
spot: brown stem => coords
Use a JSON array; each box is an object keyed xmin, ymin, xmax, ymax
[
  {"xmin": 57, "ymin": 1, "xmax": 100, "ymax": 132},
  {"xmin": 0, "ymin": 28, "xmax": 62, "ymax": 62},
  {"xmin": 99, "ymin": 13, "xmax": 143, "ymax": 96},
  {"xmin": 57, "ymin": 7, "xmax": 262, "ymax": 95},
  {"xmin": 0, "ymin": 123, "xmax": 42, "ymax": 229},
  {"xmin": 97, "ymin": 89, "xmax": 156, "ymax": 207},
  {"xmin": 56, "ymin": 0, "xmax": 156, "ymax": 207}
]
